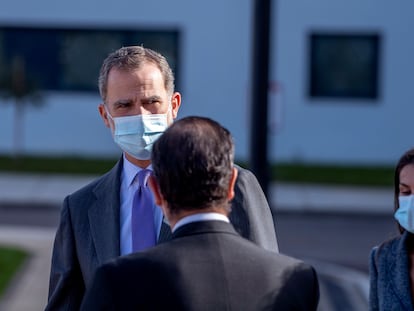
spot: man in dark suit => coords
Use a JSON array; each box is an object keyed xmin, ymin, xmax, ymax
[
  {"xmin": 46, "ymin": 46, "xmax": 278, "ymax": 310},
  {"xmin": 80, "ymin": 116, "xmax": 319, "ymax": 311}
]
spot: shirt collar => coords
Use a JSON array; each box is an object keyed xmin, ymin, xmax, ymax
[
  {"xmin": 122, "ymin": 154, "xmax": 152, "ymax": 187},
  {"xmin": 173, "ymin": 212, "xmax": 229, "ymax": 232}
]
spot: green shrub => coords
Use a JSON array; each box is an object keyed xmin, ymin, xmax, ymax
[{"xmin": 0, "ymin": 246, "xmax": 28, "ymax": 297}]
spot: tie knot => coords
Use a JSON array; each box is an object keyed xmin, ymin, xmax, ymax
[{"xmin": 137, "ymin": 169, "xmax": 151, "ymax": 187}]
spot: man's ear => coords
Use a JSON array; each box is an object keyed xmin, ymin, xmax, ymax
[
  {"xmin": 148, "ymin": 175, "xmax": 164, "ymax": 206},
  {"xmin": 227, "ymin": 167, "xmax": 238, "ymax": 201},
  {"xmin": 98, "ymin": 103, "xmax": 111, "ymax": 129},
  {"xmin": 149, "ymin": 174, "xmax": 175, "ymax": 227},
  {"xmin": 170, "ymin": 92, "xmax": 181, "ymax": 119}
]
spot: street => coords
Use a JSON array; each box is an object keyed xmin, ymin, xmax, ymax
[
  {"xmin": 0, "ymin": 204, "xmax": 397, "ymax": 273},
  {"xmin": 0, "ymin": 204, "xmax": 398, "ymax": 310},
  {"xmin": 274, "ymin": 211, "xmax": 396, "ymax": 273}
]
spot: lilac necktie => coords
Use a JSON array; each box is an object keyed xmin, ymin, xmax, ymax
[{"xmin": 131, "ymin": 169, "xmax": 156, "ymax": 252}]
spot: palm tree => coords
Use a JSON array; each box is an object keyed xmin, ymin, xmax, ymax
[{"xmin": 0, "ymin": 55, "xmax": 43, "ymax": 160}]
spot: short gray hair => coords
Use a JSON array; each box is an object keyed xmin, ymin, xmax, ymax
[{"xmin": 98, "ymin": 46, "xmax": 175, "ymax": 102}]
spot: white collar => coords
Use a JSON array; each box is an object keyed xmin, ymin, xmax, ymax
[{"xmin": 173, "ymin": 212, "xmax": 229, "ymax": 232}]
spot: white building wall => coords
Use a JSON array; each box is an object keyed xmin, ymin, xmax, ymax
[
  {"xmin": 272, "ymin": 0, "xmax": 414, "ymax": 165},
  {"xmin": 0, "ymin": 0, "xmax": 412, "ymax": 165},
  {"xmin": 0, "ymin": 0, "xmax": 254, "ymax": 160}
]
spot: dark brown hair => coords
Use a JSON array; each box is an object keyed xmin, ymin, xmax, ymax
[
  {"xmin": 394, "ymin": 148, "xmax": 414, "ymax": 233},
  {"xmin": 151, "ymin": 116, "xmax": 234, "ymax": 213}
]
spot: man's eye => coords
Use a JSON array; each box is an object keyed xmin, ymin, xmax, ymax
[{"xmin": 116, "ymin": 103, "xmax": 130, "ymax": 109}]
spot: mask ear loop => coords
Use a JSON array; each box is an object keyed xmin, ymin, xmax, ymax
[
  {"xmin": 104, "ymin": 105, "xmax": 116, "ymax": 137},
  {"xmin": 104, "ymin": 105, "xmax": 114, "ymax": 121},
  {"xmin": 167, "ymin": 96, "xmax": 175, "ymax": 120}
]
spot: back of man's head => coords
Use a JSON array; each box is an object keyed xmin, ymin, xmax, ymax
[{"xmin": 151, "ymin": 116, "xmax": 235, "ymax": 213}]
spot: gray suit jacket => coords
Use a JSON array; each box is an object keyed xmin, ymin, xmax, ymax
[
  {"xmin": 80, "ymin": 220, "xmax": 318, "ymax": 311},
  {"xmin": 46, "ymin": 159, "xmax": 278, "ymax": 310},
  {"xmin": 369, "ymin": 231, "xmax": 414, "ymax": 311}
]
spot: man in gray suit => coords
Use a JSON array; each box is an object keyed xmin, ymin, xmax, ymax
[
  {"xmin": 81, "ymin": 116, "xmax": 319, "ymax": 311},
  {"xmin": 46, "ymin": 46, "xmax": 278, "ymax": 310}
]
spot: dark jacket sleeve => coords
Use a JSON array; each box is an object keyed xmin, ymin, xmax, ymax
[
  {"xmin": 80, "ymin": 264, "xmax": 115, "ymax": 311},
  {"xmin": 45, "ymin": 196, "xmax": 85, "ymax": 311},
  {"xmin": 292, "ymin": 264, "xmax": 320, "ymax": 311},
  {"xmin": 273, "ymin": 262, "xmax": 320, "ymax": 311},
  {"xmin": 306, "ymin": 266, "xmax": 320, "ymax": 311},
  {"xmin": 230, "ymin": 166, "xmax": 279, "ymax": 252},
  {"xmin": 369, "ymin": 246, "xmax": 379, "ymax": 311}
]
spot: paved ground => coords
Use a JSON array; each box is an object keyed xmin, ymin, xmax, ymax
[
  {"xmin": 0, "ymin": 172, "xmax": 394, "ymax": 213},
  {"xmin": 275, "ymin": 212, "xmax": 396, "ymax": 273},
  {"xmin": 0, "ymin": 225, "xmax": 54, "ymax": 311},
  {"xmin": 0, "ymin": 173, "xmax": 397, "ymax": 310}
]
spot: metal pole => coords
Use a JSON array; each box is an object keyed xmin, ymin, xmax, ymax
[{"xmin": 249, "ymin": 0, "xmax": 272, "ymax": 197}]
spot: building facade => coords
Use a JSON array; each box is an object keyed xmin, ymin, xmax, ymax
[{"xmin": 0, "ymin": 0, "xmax": 412, "ymax": 165}]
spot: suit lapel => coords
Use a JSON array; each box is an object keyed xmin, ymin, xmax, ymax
[{"xmin": 88, "ymin": 160, "xmax": 122, "ymax": 264}]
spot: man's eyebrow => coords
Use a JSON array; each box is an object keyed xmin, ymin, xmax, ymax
[{"xmin": 143, "ymin": 95, "xmax": 162, "ymax": 102}]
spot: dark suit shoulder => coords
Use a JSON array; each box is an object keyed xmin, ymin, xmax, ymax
[
  {"xmin": 70, "ymin": 162, "xmax": 120, "ymax": 198},
  {"xmin": 88, "ymin": 225, "xmax": 318, "ymax": 311},
  {"xmin": 240, "ymin": 237, "xmax": 313, "ymax": 272},
  {"xmin": 233, "ymin": 235, "xmax": 320, "ymax": 310},
  {"xmin": 65, "ymin": 160, "xmax": 121, "ymax": 205},
  {"xmin": 99, "ymin": 251, "xmax": 176, "ymax": 288},
  {"xmin": 67, "ymin": 174, "xmax": 105, "ymax": 200}
]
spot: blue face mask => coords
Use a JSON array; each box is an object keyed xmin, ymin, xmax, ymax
[
  {"xmin": 106, "ymin": 110, "xmax": 169, "ymax": 160},
  {"xmin": 395, "ymin": 195, "xmax": 414, "ymax": 233}
]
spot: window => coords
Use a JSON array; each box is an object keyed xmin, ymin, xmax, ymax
[
  {"xmin": 308, "ymin": 33, "xmax": 381, "ymax": 100},
  {"xmin": 0, "ymin": 26, "xmax": 180, "ymax": 93}
]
